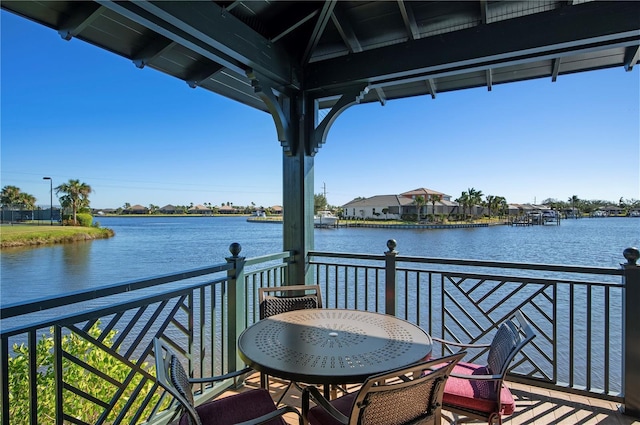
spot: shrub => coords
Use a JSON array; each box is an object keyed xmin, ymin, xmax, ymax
[
  {"xmin": 5, "ymin": 323, "xmax": 161, "ymax": 424},
  {"xmin": 75, "ymin": 213, "xmax": 93, "ymax": 227}
]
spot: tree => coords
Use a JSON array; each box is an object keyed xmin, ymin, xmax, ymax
[
  {"xmin": 467, "ymin": 187, "xmax": 484, "ymax": 218},
  {"xmin": 413, "ymin": 195, "xmax": 426, "ymax": 221},
  {"xmin": 55, "ymin": 179, "xmax": 92, "ymax": 225},
  {"xmin": 456, "ymin": 191, "xmax": 469, "ymax": 219},
  {"xmin": 314, "ymin": 193, "xmax": 328, "ymax": 214},
  {"xmin": 430, "ymin": 194, "xmax": 442, "ymax": 218},
  {"xmin": 495, "ymin": 196, "xmax": 508, "ymax": 218},
  {"xmin": 1, "ymin": 185, "xmax": 36, "ymax": 222},
  {"xmin": 485, "ymin": 195, "xmax": 495, "ymax": 219},
  {"xmin": 568, "ymin": 195, "xmax": 580, "ymax": 217}
]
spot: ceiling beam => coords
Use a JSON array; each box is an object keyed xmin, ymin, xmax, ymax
[
  {"xmin": 551, "ymin": 58, "xmax": 562, "ymax": 82},
  {"xmin": 98, "ymin": 0, "xmax": 298, "ymax": 89},
  {"xmin": 132, "ymin": 38, "xmax": 176, "ymax": 69},
  {"xmin": 332, "ymin": 7, "xmax": 362, "ymax": 53},
  {"xmin": 58, "ymin": 3, "xmax": 104, "ymax": 41},
  {"xmin": 374, "ymin": 87, "xmax": 387, "ymax": 106},
  {"xmin": 479, "ymin": 0, "xmax": 488, "ymax": 25},
  {"xmin": 624, "ymin": 45, "xmax": 640, "ymax": 72},
  {"xmin": 425, "ymin": 79, "xmax": 436, "ymax": 99},
  {"xmin": 305, "ymin": 1, "xmax": 640, "ymax": 93},
  {"xmin": 186, "ymin": 63, "xmax": 225, "ymax": 88},
  {"xmin": 397, "ymin": 0, "xmax": 420, "ymax": 41},
  {"xmin": 302, "ymin": 1, "xmax": 337, "ymax": 65},
  {"xmin": 272, "ymin": 10, "xmax": 319, "ymax": 43}
]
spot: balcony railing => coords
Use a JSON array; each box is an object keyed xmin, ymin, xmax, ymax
[{"xmin": 1, "ymin": 242, "xmax": 638, "ymax": 424}]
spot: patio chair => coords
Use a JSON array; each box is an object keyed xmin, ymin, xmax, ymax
[
  {"xmin": 302, "ymin": 351, "xmax": 465, "ymax": 425},
  {"xmin": 153, "ymin": 338, "xmax": 302, "ymax": 425},
  {"xmin": 258, "ymin": 284, "xmax": 323, "ymax": 403},
  {"xmin": 259, "ymin": 284, "xmax": 323, "ymax": 319},
  {"xmin": 433, "ymin": 310, "xmax": 536, "ymax": 425}
]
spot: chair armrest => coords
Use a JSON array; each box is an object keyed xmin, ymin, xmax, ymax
[
  {"xmin": 449, "ymin": 372, "xmax": 502, "ymax": 381},
  {"xmin": 431, "ymin": 336, "xmax": 491, "ymax": 349},
  {"xmin": 236, "ymin": 405, "xmax": 303, "ymax": 425},
  {"xmin": 302, "ymin": 385, "xmax": 349, "ymax": 425},
  {"xmin": 188, "ymin": 366, "xmax": 253, "ymax": 384}
]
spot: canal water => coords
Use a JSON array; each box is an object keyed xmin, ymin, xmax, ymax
[{"xmin": 0, "ymin": 216, "xmax": 637, "ymax": 305}]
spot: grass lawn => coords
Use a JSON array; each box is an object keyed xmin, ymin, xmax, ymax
[{"xmin": 0, "ymin": 224, "xmax": 114, "ymax": 248}]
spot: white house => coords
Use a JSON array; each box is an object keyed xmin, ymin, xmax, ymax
[{"xmin": 342, "ymin": 195, "xmax": 413, "ymax": 220}]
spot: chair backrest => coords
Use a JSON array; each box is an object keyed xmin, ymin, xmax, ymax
[
  {"xmin": 348, "ymin": 352, "xmax": 465, "ymax": 425},
  {"xmin": 486, "ymin": 310, "xmax": 536, "ymax": 384},
  {"xmin": 258, "ymin": 284, "xmax": 322, "ymax": 319},
  {"xmin": 153, "ymin": 338, "xmax": 202, "ymax": 425}
]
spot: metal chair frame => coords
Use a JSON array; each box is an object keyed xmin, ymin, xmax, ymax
[
  {"xmin": 153, "ymin": 338, "xmax": 302, "ymax": 425},
  {"xmin": 302, "ymin": 352, "xmax": 466, "ymax": 425},
  {"xmin": 258, "ymin": 284, "xmax": 323, "ymax": 403},
  {"xmin": 433, "ymin": 310, "xmax": 536, "ymax": 425}
]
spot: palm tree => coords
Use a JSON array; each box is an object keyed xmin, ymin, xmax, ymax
[
  {"xmin": 413, "ymin": 195, "xmax": 426, "ymax": 222},
  {"xmin": 430, "ymin": 194, "xmax": 442, "ymax": 219},
  {"xmin": 455, "ymin": 191, "xmax": 469, "ymax": 219},
  {"xmin": 55, "ymin": 179, "xmax": 92, "ymax": 225},
  {"xmin": 568, "ymin": 195, "xmax": 580, "ymax": 218},
  {"xmin": 1, "ymin": 185, "xmax": 36, "ymax": 222},
  {"xmin": 495, "ymin": 196, "xmax": 508, "ymax": 218},
  {"xmin": 467, "ymin": 187, "xmax": 484, "ymax": 219},
  {"xmin": 485, "ymin": 195, "xmax": 495, "ymax": 219}
]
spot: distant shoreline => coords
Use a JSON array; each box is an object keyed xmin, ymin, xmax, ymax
[{"xmin": 246, "ymin": 216, "xmax": 510, "ymax": 229}]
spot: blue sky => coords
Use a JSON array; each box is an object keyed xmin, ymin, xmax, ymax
[{"xmin": 2, "ymin": 11, "xmax": 639, "ymax": 210}]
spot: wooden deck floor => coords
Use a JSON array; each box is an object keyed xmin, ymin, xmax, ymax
[{"xmin": 221, "ymin": 373, "xmax": 640, "ymax": 425}]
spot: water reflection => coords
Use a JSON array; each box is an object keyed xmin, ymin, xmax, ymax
[{"xmin": 61, "ymin": 241, "xmax": 92, "ymax": 286}]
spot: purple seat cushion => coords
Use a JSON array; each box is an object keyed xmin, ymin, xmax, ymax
[
  {"xmin": 443, "ymin": 362, "xmax": 516, "ymax": 416},
  {"xmin": 178, "ymin": 388, "xmax": 286, "ymax": 425},
  {"xmin": 306, "ymin": 391, "xmax": 358, "ymax": 425}
]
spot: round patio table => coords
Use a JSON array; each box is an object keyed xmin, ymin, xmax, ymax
[{"xmin": 238, "ymin": 308, "xmax": 432, "ymax": 388}]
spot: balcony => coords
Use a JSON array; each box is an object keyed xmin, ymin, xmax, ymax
[{"xmin": 1, "ymin": 242, "xmax": 639, "ymax": 424}]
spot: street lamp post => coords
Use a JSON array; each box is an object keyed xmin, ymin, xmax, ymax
[{"xmin": 43, "ymin": 177, "xmax": 53, "ymax": 225}]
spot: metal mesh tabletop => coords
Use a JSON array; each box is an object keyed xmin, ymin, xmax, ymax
[{"xmin": 238, "ymin": 309, "xmax": 432, "ymax": 385}]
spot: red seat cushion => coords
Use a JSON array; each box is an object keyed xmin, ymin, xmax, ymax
[
  {"xmin": 179, "ymin": 388, "xmax": 286, "ymax": 425},
  {"xmin": 306, "ymin": 391, "xmax": 358, "ymax": 425},
  {"xmin": 443, "ymin": 362, "xmax": 516, "ymax": 416}
]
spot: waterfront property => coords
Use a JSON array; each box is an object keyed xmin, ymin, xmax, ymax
[{"xmin": 1, "ymin": 242, "xmax": 639, "ymax": 423}]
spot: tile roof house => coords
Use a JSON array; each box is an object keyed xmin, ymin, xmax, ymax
[
  {"xmin": 218, "ymin": 205, "xmax": 236, "ymax": 214},
  {"xmin": 128, "ymin": 204, "xmax": 148, "ymax": 214},
  {"xmin": 159, "ymin": 204, "xmax": 178, "ymax": 214},
  {"xmin": 342, "ymin": 189, "xmax": 457, "ymax": 220},
  {"xmin": 400, "ymin": 188, "xmax": 452, "ymax": 202},
  {"xmin": 188, "ymin": 204, "xmax": 212, "ymax": 215}
]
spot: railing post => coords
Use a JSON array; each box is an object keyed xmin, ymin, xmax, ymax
[
  {"xmin": 226, "ymin": 242, "xmax": 246, "ymax": 372},
  {"xmin": 385, "ymin": 239, "xmax": 398, "ymax": 316},
  {"xmin": 623, "ymin": 247, "xmax": 640, "ymax": 417}
]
